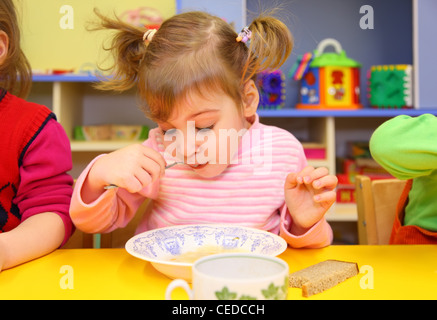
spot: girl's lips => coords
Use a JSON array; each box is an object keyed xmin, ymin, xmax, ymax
[{"xmin": 189, "ymin": 162, "xmax": 208, "ymax": 169}]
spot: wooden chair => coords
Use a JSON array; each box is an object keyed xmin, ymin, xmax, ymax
[
  {"xmin": 355, "ymin": 175, "xmax": 407, "ymax": 245},
  {"xmin": 62, "ymin": 230, "xmax": 94, "ymax": 249}
]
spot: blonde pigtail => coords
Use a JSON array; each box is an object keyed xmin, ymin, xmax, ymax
[
  {"xmin": 90, "ymin": 8, "xmax": 149, "ymax": 92},
  {"xmin": 89, "ymin": 10, "xmax": 293, "ymax": 123},
  {"xmin": 242, "ymin": 15, "xmax": 293, "ymax": 84}
]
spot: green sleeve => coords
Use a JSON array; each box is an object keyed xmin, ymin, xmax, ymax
[{"xmin": 369, "ymin": 114, "xmax": 437, "ymax": 180}]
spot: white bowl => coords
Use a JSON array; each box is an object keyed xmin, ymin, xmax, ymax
[{"xmin": 125, "ymin": 224, "xmax": 287, "ymax": 282}]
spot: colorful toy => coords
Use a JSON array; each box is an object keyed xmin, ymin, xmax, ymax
[
  {"xmin": 257, "ymin": 70, "xmax": 286, "ymax": 109},
  {"xmin": 368, "ymin": 64, "xmax": 413, "ymax": 109},
  {"xmin": 289, "ymin": 52, "xmax": 313, "ymax": 81},
  {"xmin": 291, "ymin": 38, "xmax": 362, "ymax": 110},
  {"xmin": 336, "ymin": 177, "xmax": 356, "ymax": 204}
]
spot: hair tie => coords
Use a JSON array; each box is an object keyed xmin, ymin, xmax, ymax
[
  {"xmin": 143, "ymin": 29, "xmax": 157, "ymax": 45},
  {"xmin": 236, "ymin": 27, "xmax": 252, "ymax": 43}
]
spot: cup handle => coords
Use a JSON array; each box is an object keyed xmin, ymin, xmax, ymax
[{"xmin": 165, "ymin": 279, "xmax": 194, "ymax": 300}]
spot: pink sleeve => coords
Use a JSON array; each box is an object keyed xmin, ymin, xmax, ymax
[
  {"xmin": 69, "ymin": 136, "xmax": 160, "ymax": 234},
  {"xmin": 279, "ymin": 204, "xmax": 333, "ymax": 248},
  {"xmin": 14, "ymin": 119, "xmax": 74, "ymax": 246},
  {"xmin": 276, "ymin": 138, "xmax": 332, "ymax": 248}
]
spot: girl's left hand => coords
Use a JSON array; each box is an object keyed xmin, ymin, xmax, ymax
[{"xmin": 284, "ymin": 166, "xmax": 338, "ymax": 235}]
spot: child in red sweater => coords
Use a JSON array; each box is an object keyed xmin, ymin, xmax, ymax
[{"xmin": 0, "ymin": 0, "xmax": 74, "ymax": 272}]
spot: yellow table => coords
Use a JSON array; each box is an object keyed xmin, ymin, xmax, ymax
[{"xmin": 0, "ymin": 245, "xmax": 436, "ymax": 300}]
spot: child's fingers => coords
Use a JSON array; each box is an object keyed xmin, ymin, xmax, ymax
[
  {"xmin": 117, "ymin": 170, "xmax": 154, "ymax": 194},
  {"xmin": 296, "ymin": 166, "xmax": 316, "ymax": 184},
  {"xmin": 140, "ymin": 156, "xmax": 163, "ymax": 183},
  {"xmin": 285, "ymin": 166, "xmax": 337, "ymax": 190},
  {"xmin": 312, "ymin": 174, "xmax": 338, "ymax": 190},
  {"xmin": 120, "ymin": 175, "xmax": 147, "ymax": 193},
  {"xmin": 297, "ymin": 167, "xmax": 331, "ymax": 185},
  {"xmin": 303, "ymin": 166, "xmax": 330, "ymax": 184},
  {"xmin": 141, "ymin": 146, "xmax": 166, "ymax": 176},
  {"xmin": 284, "ymin": 172, "xmax": 299, "ymax": 189},
  {"xmin": 134, "ymin": 169, "xmax": 153, "ymax": 189},
  {"xmin": 313, "ymin": 190, "xmax": 337, "ymax": 203}
]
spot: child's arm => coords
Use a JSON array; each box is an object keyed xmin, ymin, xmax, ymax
[
  {"xmin": 280, "ymin": 205, "xmax": 333, "ymax": 248},
  {"xmin": 281, "ymin": 166, "xmax": 337, "ymax": 248},
  {"xmin": 0, "ymin": 212, "xmax": 64, "ymax": 271},
  {"xmin": 70, "ymin": 163, "xmax": 151, "ymax": 234},
  {"xmin": 81, "ymin": 144, "xmax": 166, "ymax": 203},
  {"xmin": 70, "ymin": 138, "xmax": 165, "ymax": 234},
  {"xmin": 13, "ymin": 118, "xmax": 74, "ymax": 246},
  {"xmin": 370, "ymin": 114, "xmax": 437, "ymax": 180},
  {"xmin": 0, "ymin": 119, "xmax": 72, "ymax": 271}
]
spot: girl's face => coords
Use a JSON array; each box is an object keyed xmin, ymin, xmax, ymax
[{"xmin": 157, "ymin": 89, "xmax": 253, "ymax": 178}]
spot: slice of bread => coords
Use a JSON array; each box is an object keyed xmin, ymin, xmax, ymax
[{"xmin": 289, "ymin": 260, "xmax": 359, "ymax": 297}]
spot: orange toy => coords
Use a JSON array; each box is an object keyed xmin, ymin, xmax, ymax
[{"xmin": 295, "ymin": 39, "xmax": 362, "ymax": 110}]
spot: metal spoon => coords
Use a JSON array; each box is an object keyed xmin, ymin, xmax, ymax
[
  {"xmin": 164, "ymin": 161, "xmax": 184, "ymax": 169},
  {"xmin": 103, "ymin": 161, "xmax": 184, "ymax": 190}
]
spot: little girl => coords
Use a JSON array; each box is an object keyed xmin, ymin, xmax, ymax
[
  {"xmin": 70, "ymin": 10, "xmax": 337, "ymax": 248},
  {"xmin": 0, "ymin": 0, "xmax": 74, "ymax": 271}
]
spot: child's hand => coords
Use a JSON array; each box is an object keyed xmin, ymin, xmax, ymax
[
  {"xmin": 284, "ymin": 166, "xmax": 337, "ymax": 235},
  {"xmin": 87, "ymin": 144, "xmax": 166, "ymax": 195}
]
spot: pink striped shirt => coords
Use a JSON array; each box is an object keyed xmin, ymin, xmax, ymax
[{"xmin": 70, "ymin": 116, "xmax": 332, "ymax": 248}]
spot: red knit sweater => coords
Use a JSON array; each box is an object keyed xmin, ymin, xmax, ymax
[{"xmin": 0, "ymin": 89, "xmax": 54, "ymax": 232}]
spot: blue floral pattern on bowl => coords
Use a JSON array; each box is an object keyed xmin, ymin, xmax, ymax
[{"xmin": 126, "ymin": 224, "xmax": 287, "ymax": 262}]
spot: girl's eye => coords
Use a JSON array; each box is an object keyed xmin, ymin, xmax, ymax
[
  {"xmin": 196, "ymin": 124, "xmax": 215, "ymax": 131},
  {"xmin": 161, "ymin": 124, "xmax": 214, "ymax": 135}
]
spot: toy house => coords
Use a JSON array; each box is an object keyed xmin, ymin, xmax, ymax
[{"xmin": 291, "ymin": 38, "xmax": 362, "ymax": 110}]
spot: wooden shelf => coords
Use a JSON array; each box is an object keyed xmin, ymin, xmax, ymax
[
  {"xmin": 31, "ymin": 73, "xmax": 436, "ymax": 225},
  {"xmin": 29, "ymin": 77, "xmax": 382, "ymax": 222},
  {"xmin": 33, "ymin": 74, "xmax": 99, "ymax": 82},
  {"xmin": 326, "ymin": 203, "xmax": 358, "ymax": 222},
  {"xmin": 32, "ymin": 76, "xmax": 437, "ymax": 119},
  {"xmin": 70, "ymin": 140, "xmax": 138, "ymax": 152}
]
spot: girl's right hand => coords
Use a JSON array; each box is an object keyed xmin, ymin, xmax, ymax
[{"xmin": 83, "ymin": 144, "xmax": 166, "ymax": 200}]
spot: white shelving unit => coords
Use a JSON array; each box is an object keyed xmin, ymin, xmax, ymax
[
  {"xmin": 29, "ymin": 75, "xmax": 437, "ymax": 224},
  {"xmin": 26, "ymin": 0, "xmax": 437, "ymax": 240},
  {"xmin": 29, "ymin": 75, "xmax": 154, "ymax": 177}
]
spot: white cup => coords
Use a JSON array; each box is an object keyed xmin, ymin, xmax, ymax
[{"xmin": 165, "ymin": 253, "xmax": 289, "ymax": 300}]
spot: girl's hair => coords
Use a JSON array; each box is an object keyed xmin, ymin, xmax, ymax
[
  {"xmin": 93, "ymin": 9, "xmax": 292, "ymax": 122},
  {"xmin": 0, "ymin": 0, "xmax": 32, "ymax": 98}
]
